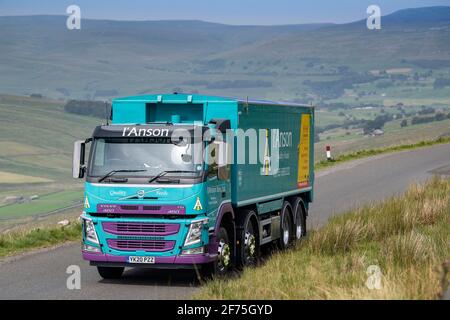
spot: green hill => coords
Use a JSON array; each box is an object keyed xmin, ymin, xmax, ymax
[
  {"xmin": 0, "ymin": 7, "xmax": 449, "ymax": 103},
  {"xmin": 0, "ymin": 94, "xmax": 100, "ymax": 183},
  {"xmin": 0, "ymin": 95, "xmax": 102, "ymax": 225}
]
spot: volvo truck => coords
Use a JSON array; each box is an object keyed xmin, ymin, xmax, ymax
[{"xmin": 73, "ymin": 93, "xmax": 314, "ymax": 278}]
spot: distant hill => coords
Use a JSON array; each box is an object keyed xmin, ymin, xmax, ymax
[
  {"xmin": 0, "ymin": 6, "xmax": 449, "ymax": 102},
  {"xmin": 218, "ymin": 6, "xmax": 450, "ymax": 67},
  {"xmin": 376, "ymin": 6, "xmax": 450, "ymax": 25}
]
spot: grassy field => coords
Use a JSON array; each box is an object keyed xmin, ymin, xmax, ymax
[
  {"xmin": 0, "ymin": 94, "xmax": 99, "ymax": 182},
  {"xmin": 0, "ymin": 94, "xmax": 98, "ymax": 226},
  {"xmin": 0, "ymin": 190, "xmax": 83, "ymax": 220},
  {"xmin": 0, "ymin": 171, "xmax": 52, "ymax": 184},
  {"xmin": 0, "ymin": 205, "xmax": 84, "ymax": 234},
  {"xmin": 196, "ymin": 177, "xmax": 450, "ymax": 299}
]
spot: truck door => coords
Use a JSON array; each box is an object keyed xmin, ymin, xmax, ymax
[{"xmin": 206, "ymin": 136, "xmax": 231, "ymax": 215}]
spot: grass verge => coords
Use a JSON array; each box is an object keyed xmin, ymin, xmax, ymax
[
  {"xmin": 195, "ymin": 177, "xmax": 450, "ymax": 299},
  {"xmin": 0, "ymin": 221, "xmax": 81, "ymax": 258},
  {"xmin": 315, "ymin": 136, "xmax": 450, "ymax": 170}
]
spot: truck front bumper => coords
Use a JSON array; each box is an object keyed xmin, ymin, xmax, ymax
[{"xmin": 82, "ymin": 250, "xmax": 216, "ymax": 269}]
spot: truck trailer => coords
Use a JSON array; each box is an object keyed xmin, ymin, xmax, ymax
[{"xmin": 73, "ymin": 93, "xmax": 314, "ymax": 278}]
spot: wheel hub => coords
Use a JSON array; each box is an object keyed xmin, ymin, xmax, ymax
[
  {"xmin": 245, "ymin": 232, "xmax": 256, "ymax": 257},
  {"xmin": 218, "ymin": 240, "xmax": 230, "ymax": 270},
  {"xmin": 296, "ymin": 224, "xmax": 302, "ymax": 239},
  {"xmin": 283, "ymin": 229, "xmax": 289, "ymax": 244}
]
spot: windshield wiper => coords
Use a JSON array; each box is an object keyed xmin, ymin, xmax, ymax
[
  {"xmin": 98, "ymin": 169, "xmax": 146, "ymax": 183},
  {"xmin": 148, "ymin": 170, "xmax": 198, "ymax": 183}
]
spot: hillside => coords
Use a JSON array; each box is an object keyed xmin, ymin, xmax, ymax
[
  {"xmin": 0, "ymin": 15, "xmax": 326, "ymax": 99},
  {"xmin": 0, "ymin": 7, "xmax": 449, "ymax": 103},
  {"xmin": 0, "ymin": 95, "xmax": 100, "ymax": 227},
  {"xmin": 220, "ymin": 7, "xmax": 450, "ymax": 68},
  {"xmin": 0, "ymin": 94, "xmax": 100, "ymax": 182}
]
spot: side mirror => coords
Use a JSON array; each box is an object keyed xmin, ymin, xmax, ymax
[{"xmin": 72, "ymin": 140, "xmax": 86, "ymax": 178}]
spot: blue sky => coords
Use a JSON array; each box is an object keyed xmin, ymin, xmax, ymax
[{"xmin": 1, "ymin": 0, "xmax": 450, "ymax": 24}]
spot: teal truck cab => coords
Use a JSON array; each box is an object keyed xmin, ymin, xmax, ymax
[{"xmin": 73, "ymin": 93, "xmax": 314, "ymax": 279}]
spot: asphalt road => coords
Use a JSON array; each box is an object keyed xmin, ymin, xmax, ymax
[{"xmin": 1, "ymin": 143, "xmax": 449, "ymax": 299}]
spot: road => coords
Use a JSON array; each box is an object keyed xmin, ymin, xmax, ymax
[{"xmin": 1, "ymin": 143, "xmax": 449, "ymax": 299}]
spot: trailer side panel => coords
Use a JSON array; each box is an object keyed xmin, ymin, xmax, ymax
[{"xmin": 232, "ymin": 102, "xmax": 314, "ymax": 207}]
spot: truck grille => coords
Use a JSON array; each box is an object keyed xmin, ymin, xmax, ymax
[
  {"xmin": 142, "ymin": 205, "xmax": 162, "ymax": 211},
  {"xmin": 107, "ymin": 239, "xmax": 175, "ymax": 252},
  {"xmin": 120, "ymin": 205, "xmax": 140, "ymax": 210},
  {"xmin": 102, "ymin": 222, "xmax": 179, "ymax": 236},
  {"xmin": 97, "ymin": 204, "xmax": 186, "ymax": 215},
  {"xmin": 120, "ymin": 205, "xmax": 162, "ymax": 211}
]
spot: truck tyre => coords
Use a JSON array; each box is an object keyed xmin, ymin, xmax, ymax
[
  {"xmin": 293, "ymin": 198, "xmax": 307, "ymax": 240},
  {"xmin": 203, "ymin": 226, "xmax": 232, "ymax": 279},
  {"xmin": 278, "ymin": 202, "xmax": 293, "ymax": 250},
  {"xmin": 216, "ymin": 227, "xmax": 232, "ymax": 275},
  {"xmin": 236, "ymin": 210, "xmax": 259, "ymax": 268},
  {"xmin": 97, "ymin": 266, "xmax": 124, "ymax": 279}
]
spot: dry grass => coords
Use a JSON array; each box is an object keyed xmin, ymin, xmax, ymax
[
  {"xmin": 0, "ymin": 171, "xmax": 52, "ymax": 184},
  {"xmin": 195, "ymin": 177, "xmax": 450, "ymax": 300}
]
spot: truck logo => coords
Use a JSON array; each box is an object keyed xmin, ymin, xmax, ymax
[
  {"xmin": 272, "ymin": 129, "xmax": 292, "ymax": 148},
  {"xmin": 122, "ymin": 127, "xmax": 170, "ymax": 137},
  {"xmin": 261, "ymin": 129, "xmax": 271, "ymax": 176},
  {"xmin": 193, "ymin": 197, "xmax": 203, "ymax": 211},
  {"xmin": 137, "ymin": 190, "xmax": 145, "ymax": 198}
]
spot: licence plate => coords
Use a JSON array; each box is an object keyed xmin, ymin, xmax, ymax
[{"xmin": 128, "ymin": 256, "xmax": 155, "ymax": 264}]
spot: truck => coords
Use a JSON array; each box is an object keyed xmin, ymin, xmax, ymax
[{"xmin": 72, "ymin": 93, "xmax": 314, "ymax": 279}]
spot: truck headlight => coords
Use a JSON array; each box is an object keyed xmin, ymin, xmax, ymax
[
  {"xmin": 83, "ymin": 217, "xmax": 99, "ymax": 244},
  {"xmin": 184, "ymin": 218, "xmax": 208, "ymax": 247},
  {"xmin": 181, "ymin": 246, "xmax": 205, "ymax": 255},
  {"xmin": 82, "ymin": 243, "xmax": 101, "ymax": 253}
]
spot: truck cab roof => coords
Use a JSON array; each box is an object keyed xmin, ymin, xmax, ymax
[
  {"xmin": 113, "ymin": 93, "xmax": 313, "ymax": 109},
  {"xmin": 111, "ymin": 93, "xmax": 313, "ymax": 127}
]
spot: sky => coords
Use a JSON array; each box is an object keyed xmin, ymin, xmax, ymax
[{"xmin": 1, "ymin": 0, "xmax": 450, "ymax": 25}]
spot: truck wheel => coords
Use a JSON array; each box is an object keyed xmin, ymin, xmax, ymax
[
  {"xmin": 202, "ymin": 226, "xmax": 232, "ymax": 279},
  {"xmin": 97, "ymin": 266, "xmax": 124, "ymax": 279},
  {"xmin": 236, "ymin": 210, "xmax": 259, "ymax": 268},
  {"xmin": 279, "ymin": 202, "xmax": 293, "ymax": 249},
  {"xmin": 216, "ymin": 227, "xmax": 232, "ymax": 275},
  {"xmin": 293, "ymin": 198, "xmax": 307, "ymax": 240}
]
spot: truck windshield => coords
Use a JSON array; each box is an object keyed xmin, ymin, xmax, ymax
[{"xmin": 88, "ymin": 138, "xmax": 202, "ymax": 179}]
